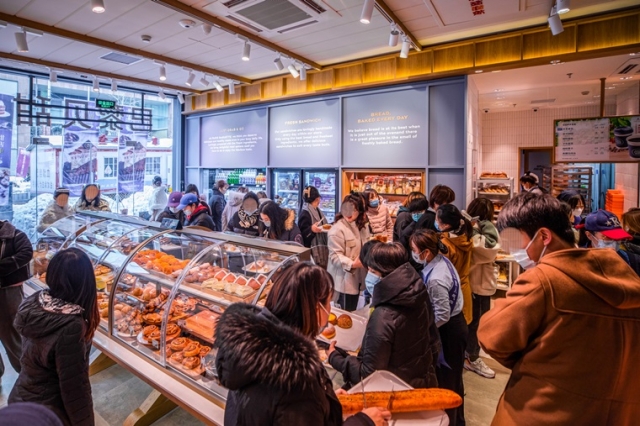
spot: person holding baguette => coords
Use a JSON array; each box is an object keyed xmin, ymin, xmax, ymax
[{"xmin": 215, "ymin": 262, "xmax": 390, "ymax": 426}]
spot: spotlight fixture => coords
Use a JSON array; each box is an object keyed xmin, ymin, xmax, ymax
[
  {"xmin": 158, "ymin": 88, "xmax": 166, "ymax": 100},
  {"xmin": 214, "ymin": 80, "xmax": 224, "ymax": 92},
  {"xmin": 91, "ymin": 0, "xmax": 106, "ymax": 14},
  {"xmin": 556, "ymin": 0, "xmax": 570, "ymax": 14},
  {"xmin": 360, "ymin": 0, "xmax": 374, "ymax": 24},
  {"xmin": 389, "ymin": 27, "xmax": 399, "ymax": 47},
  {"xmin": 300, "ymin": 66, "xmax": 307, "ymax": 81},
  {"xmin": 202, "ymin": 24, "xmax": 212, "ymax": 35},
  {"xmin": 242, "ymin": 41, "xmax": 251, "ymax": 61},
  {"xmin": 475, "ymin": 70, "xmax": 483, "ymax": 74},
  {"xmin": 229, "ymin": 82, "xmax": 235, "ymax": 95},
  {"xmin": 159, "ymin": 64, "xmax": 166, "ymax": 81},
  {"xmin": 92, "ymin": 77, "xmax": 100, "ymax": 92},
  {"xmin": 111, "ymin": 79, "xmax": 117, "ymax": 92},
  {"xmin": 49, "ymin": 69, "xmax": 57, "ymax": 83},
  {"xmin": 548, "ymin": 6, "xmax": 563, "ymax": 36},
  {"xmin": 185, "ymin": 69, "xmax": 195, "ymax": 87},
  {"xmin": 274, "ymin": 56, "xmax": 284, "ymax": 71},
  {"xmin": 200, "ymin": 74, "xmax": 210, "ymax": 87},
  {"xmin": 288, "ymin": 63, "xmax": 299, "ymax": 78},
  {"xmin": 177, "ymin": 92, "xmax": 185, "ymax": 104},
  {"xmin": 400, "ymin": 38, "xmax": 410, "ymax": 59},
  {"xmin": 15, "ymin": 30, "xmax": 28, "ymax": 53}
]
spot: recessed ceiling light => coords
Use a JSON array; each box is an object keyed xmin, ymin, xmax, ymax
[
  {"xmin": 475, "ymin": 70, "xmax": 483, "ymax": 74},
  {"xmin": 491, "ymin": 70, "xmax": 502, "ymax": 73},
  {"xmin": 593, "ymin": 95, "xmax": 600, "ymax": 98},
  {"xmin": 605, "ymin": 86, "xmax": 615, "ymax": 90},
  {"xmin": 496, "ymin": 96, "xmax": 505, "ymax": 100},
  {"xmin": 620, "ymin": 76, "xmax": 633, "ymax": 80},
  {"xmin": 630, "ymin": 52, "xmax": 640, "ymax": 56},
  {"xmin": 494, "ymin": 89, "xmax": 502, "ymax": 92},
  {"xmin": 550, "ymin": 60, "xmax": 561, "ymax": 64}
]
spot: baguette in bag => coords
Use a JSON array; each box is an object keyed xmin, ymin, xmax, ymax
[{"xmin": 338, "ymin": 388, "xmax": 462, "ymax": 415}]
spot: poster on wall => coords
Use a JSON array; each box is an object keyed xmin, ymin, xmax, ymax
[
  {"xmin": 117, "ymin": 131, "xmax": 147, "ymax": 193},
  {"xmin": 200, "ymin": 109, "xmax": 267, "ymax": 168},
  {"xmin": 61, "ymin": 135, "xmax": 98, "ymax": 196},
  {"xmin": 555, "ymin": 116, "xmax": 640, "ymax": 163},
  {"xmin": 269, "ymin": 99, "xmax": 341, "ymax": 168},
  {"xmin": 342, "ymin": 88, "xmax": 428, "ymax": 168},
  {"xmin": 0, "ymin": 79, "xmax": 17, "ymax": 207}
]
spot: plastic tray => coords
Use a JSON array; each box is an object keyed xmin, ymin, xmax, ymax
[{"xmin": 317, "ymin": 307, "xmax": 367, "ymax": 352}]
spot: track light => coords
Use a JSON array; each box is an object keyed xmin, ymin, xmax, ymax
[
  {"xmin": 202, "ymin": 24, "xmax": 212, "ymax": 35},
  {"xmin": 214, "ymin": 80, "xmax": 224, "ymax": 92},
  {"xmin": 92, "ymin": 77, "xmax": 100, "ymax": 92},
  {"xmin": 548, "ymin": 6, "xmax": 564, "ymax": 36},
  {"xmin": 91, "ymin": 0, "xmax": 106, "ymax": 13},
  {"xmin": 15, "ymin": 30, "xmax": 28, "ymax": 53},
  {"xmin": 177, "ymin": 92, "xmax": 185, "ymax": 105},
  {"xmin": 400, "ymin": 38, "xmax": 410, "ymax": 59},
  {"xmin": 360, "ymin": 0, "xmax": 374, "ymax": 24},
  {"xmin": 185, "ymin": 70, "xmax": 195, "ymax": 87},
  {"xmin": 556, "ymin": 0, "xmax": 570, "ymax": 14},
  {"xmin": 229, "ymin": 82, "xmax": 235, "ymax": 95},
  {"xmin": 49, "ymin": 70, "xmax": 57, "ymax": 83},
  {"xmin": 111, "ymin": 79, "xmax": 117, "ymax": 92},
  {"xmin": 200, "ymin": 74, "xmax": 210, "ymax": 87},
  {"xmin": 288, "ymin": 64, "xmax": 299, "ymax": 78},
  {"xmin": 274, "ymin": 56, "xmax": 284, "ymax": 71},
  {"xmin": 158, "ymin": 88, "xmax": 166, "ymax": 100},
  {"xmin": 389, "ymin": 28, "xmax": 399, "ymax": 47},
  {"xmin": 159, "ymin": 65, "xmax": 166, "ymax": 81},
  {"xmin": 300, "ymin": 66, "xmax": 307, "ymax": 81},
  {"xmin": 242, "ymin": 42, "xmax": 251, "ymax": 61}
]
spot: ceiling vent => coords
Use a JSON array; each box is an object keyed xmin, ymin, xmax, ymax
[
  {"xmin": 611, "ymin": 58, "xmax": 640, "ymax": 77},
  {"xmin": 206, "ymin": 0, "xmax": 337, "ymax": 37},
  {"xmin": 531, "ymin": 99, "xmax": 556, "ymax": 104},
  {"xmin": 99, "ymin": 52, "xmax": 143, "ymax": 65}
]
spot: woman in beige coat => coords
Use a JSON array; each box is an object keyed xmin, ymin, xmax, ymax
[{"xmin": 328, "ymin": 194, "xmax": 371, "ymax": 311}]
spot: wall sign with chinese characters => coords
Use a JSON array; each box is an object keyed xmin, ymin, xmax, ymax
[{"xmin": 96, "ymin": 99, "xmax": 117, "ymax": 109}]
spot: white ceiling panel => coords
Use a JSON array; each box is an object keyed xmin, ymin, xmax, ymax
[
  {"xmin": 40, "ymin": 41, "xmax": 102, "ymax": 64},
  {"xmin": 14, "ymin": 0, "xmax": 85, "ymax": 26},
  {"xmin": 0, "ymin": 0, "xmax": 32, "ymax": 16},
  {"xmin": 86, "ymin": 3, "xmax": 177, "ymax": 42},
  {"xmin": 56, "ymin": 0, "xmax": 146, "ymax": 35}
]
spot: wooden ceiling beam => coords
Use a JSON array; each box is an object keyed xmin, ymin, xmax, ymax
[
  {"xmin": 374, "ymin": 1, "xmax": 422, "ymax": 51},
  {"xmin": 0, "ymin": 52, "xmax": 197, "ymax": 94},
  {"xmin": 151, "ymin": 0, "xmax": 323, "ymax": 70},
  {"xmin": 0, "ymin": 12, "xmax": 251, "ymax": 84}
]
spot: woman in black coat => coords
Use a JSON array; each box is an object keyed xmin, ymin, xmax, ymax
[
  {"xmin": 328, "ymin": 242, "xmax": 440, "ymax": 389},
  {"xmin": 215, "ymin": 263, "xmax": 390, "ymax": 426},
  {"xmin": 9, "ymin": 248, "xmax": 100, "ymax": 426}
]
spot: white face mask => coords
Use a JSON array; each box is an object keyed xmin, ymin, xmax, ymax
[
  {"xmin": 573, "ymin": 208, "xmax": 583, "ymax": 218},
  {"xmin": 169, "ymin": 207, "xmax": 179, "ymax": 214},
  {"xmin": 411, "ymin": 250, "xmax": 427, "ymax": 265},
  {"xmin": 512, "ymin": 230, "xmax": 547, "ymax": 270}
]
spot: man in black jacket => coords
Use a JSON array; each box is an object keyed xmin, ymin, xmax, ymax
[
  {"xmin": 209, "ymin": 180, "xmax": 228, "ymax": 233},
  {"xmin": 0, "ymin": 220, "xmax": 33, "ymax": 377}
]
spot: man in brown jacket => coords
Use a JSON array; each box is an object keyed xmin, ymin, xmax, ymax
[{"xmin": 478, "ymin": 193, "xmax": 640, "ymax": 426}]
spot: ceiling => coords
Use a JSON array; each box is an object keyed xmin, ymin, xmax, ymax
[
  {"xmin": 473, "ymin": 53, "xmax": 640, "ymax": 111},
  {"xmin": 0, "ymin": 0, "xmax": 637, "ymax": 94}
]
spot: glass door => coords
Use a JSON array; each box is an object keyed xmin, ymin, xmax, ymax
[
  {"xmin": 203, "ymin": 168, "xmax": 267, "ymax": 202},
  {"xmin": 271, "ymin": 169, "xmax": 302, "ymax": 219},
  {"xmin": 304, "ymin": 169, "xmax": 337, "ymax": 224}
]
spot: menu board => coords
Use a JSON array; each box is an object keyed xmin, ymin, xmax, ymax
[
  {"xmin": 269, "ymin": 99, "xmax": 340, "ymax": 167},
  {"xmin": 201, "ymin": 109, "xmax": 267, "ymax": 168},
  {"xmin": 342, "ymin": 88, "xmax": 428, "ymax": 168},
  {"xmin": 555, "ymin": 116, "xmax": 640, "ymax": 163}
]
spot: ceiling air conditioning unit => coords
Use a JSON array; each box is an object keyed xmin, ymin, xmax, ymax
[{"xmin": 205, "ymin": 0, "xmax": 337, "ymax": 37}]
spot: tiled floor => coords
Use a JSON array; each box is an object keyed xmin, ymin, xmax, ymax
[{"xmin": 1, "ymin": 347, "xmax": 509, "ymax": 425}]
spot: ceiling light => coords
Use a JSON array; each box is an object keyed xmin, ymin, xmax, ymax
[
  {"xmin": 185, "ymin": 70, "xmax": 195, "ymax": 87},
  {"xmin": 288, "ymin": 64, "xmax": 299, "ymax": 78},
  {"xmin": 177, "ymin": 92, "xmax": 185, "ymax": 104},
  {"xmin": 400, "ymin": 38, "xmax": 410, "ymax": 59},
  {"xmin": 15, "ymin": 31, "xmax": 28, "ymax": 53},
  {"xmin": 202, "ymin": 24, "xmax": 212, "ymax": 35},
  {"xmin": 548, "ymin": 6, "xmax": 563, "ymax": 35},
  {"xmin": 242, "ymin": 42, "xmax": 251, "ymax": 61},
  {"xmin": 214, "ymin": 80, "xmax": 223, "ymax": 92},
  {"xmin": 475, "ymin": 70, "xmax": 483, "ymax": 73},
  {"xmin": 92, "ymin": 77, "xmax": 100, "ymax": 92},
  {"xmin": 491, "ymin": 70, "xmax": 502, "ymax": 73},
  {"xmin": 621, "ymin": 76, "xmax": 633, "ymax": 80},
  {"xmin": 111, "ymin": 79, "xmax": 117, "ymax": 92},
  {"xmin": 550, "ymin": 60, "xmax": 561, "ymax": 64},
  {"xmin": 630, "ymin": 53, "xmax": 640, "ymax": 56},
  {"xmin": 389, "ymin": 27, "xmax": 399, "ymax": 47},
  {"xmin": 91, "ymin": 0, "xmax": 106, "ymax": 14},
  {"xmin": 200, "ymin": 74, "xmax": 210, "ymax": 87},
  {"xmin": 274, "ymin": 56, "xmax": 284, "ymax": 71},
  {"xmin": 556, "ymin": 0, "xmax": 570, "ymax": 14},
  {"xmin": 494, "ymin": 89, "xmax": 502, "ymax": 92},
  {"xmin": 159, "ymin": 65, "xmax": 166, "ymax": 81},
  {"xmin": 0, "ymin": 21, "xmax": 7, "ymax": 29},
  {"xmin": 229, "ymin": 82, "xmax": 235, "ymax": 95},
  {"xmin": 360, "ymin": 0, "xmax": 374, "ymax": 24},
  {"xmin": 300, "ymin": 66, "xmax": 307, "ymax": 81},
  {"xmin": 158, "ymin": 88, "xmax": 166, "ymax": 100},
  {"xmin": 49, "ymin": 69, "xmax": 57, "ymax": 83}
]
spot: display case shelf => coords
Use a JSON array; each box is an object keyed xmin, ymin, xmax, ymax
[{"xmin": 474, "ymin": 177, "xmax": 514, "ymax": 221}]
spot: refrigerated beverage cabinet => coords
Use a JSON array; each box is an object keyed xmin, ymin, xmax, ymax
[
  {"xmin": 304, "ymin": 169, "xmax": 337, "ymax": 223},
  {"xmin": 204, "ymin": 168, "xmax": 267, "ymax": 201},
  {"xmin": 271, "ymin": 169, "xmax": 301, "ymax": 219}
]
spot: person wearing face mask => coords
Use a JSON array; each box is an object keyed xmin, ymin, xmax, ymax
[
  {"xmin": 228, "ymin": 192, "xmax": 261, "ymax": 237},
  {"xmin": 363, "ymin": 189, "xmax": 393, "ymax": 242},
  {"xmin": 178, "ymin": 193, "xmax": 216, "ymax": 231},
  {"xmin": 209, "ymin": 180, "xmax": 229, "ymax": 233},
  {"xmin": 410, "ymin": 230, "xmax": 467, "ymax": 426},
  {"xmin": 215, "ymin": 262, "xmax": 390, "ymax": 426},
  {"xmin": 258, "ymin": 201, "xmax": 303, "ymax": 244},
  {"xmin": 577, "ymin": 209, "xmax": 638, "ymax": 276},
  {"xmin": 400, "ymin": 185, "xmax": 455, "ymax": 252},
  {"xmin": 327, "ymin": 194, "xmax": 371, "ymax": 312},
  {"xmin": 39, "ymin": 188, "xmax": 74, "ymax": 231},
  {"xmin": 299, "ymin": 186, "xmax": 329, "ymax": 268},
  {"xmin": 622, "ymin": 208, "xmax": 640, "ymax": 271},
  {"xmin": 519, "ymin": 171, "xmax": 544, "ymax": 195},
  {"xmin": 328, "ymin": 242, "xmax": 439, "ymax": 391},
  {"xmin": 74, "ymin": 184, "xmax": 111, "ymax": 212},
  {"xmin": 435, "ymin": 204, "xmax": 474, "ymax": 325},
  {"xmin": 557, "ymin": 190, "xmax": 585, "ymax": 226},
  {"xmin": 155, "ymin": 191, "xmax": 184, "ymax": 229},
  {"xmin": 393, "ymin": 192, "xmax": 426, "ymax": 242},
  {"xmin": 478, "ymin": 193, "xmax": 640, "ymax": 426}
]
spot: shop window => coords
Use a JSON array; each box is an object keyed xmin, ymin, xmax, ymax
[
  {"xmin": 145, "ymin": 157, "xmax": 161, "ymax": 176},
  {"xmin": 104, "ymin": 157, "xmax": 117, "ymax": 178}
]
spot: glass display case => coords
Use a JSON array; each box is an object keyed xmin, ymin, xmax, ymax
[{"xmin": 474, "ymin": 177, "xmax": 514, "ymax": 221}]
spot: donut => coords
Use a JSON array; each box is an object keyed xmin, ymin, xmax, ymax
[
  {"xmin": 171, "ymin": 337, "xmax": 189, "ymax": 351},
  {"xmin": 199, "ymin": 346, "xmax": 212, "ymax": 357},
  {"xmin": 184, "ymin": 342, "xmax": 201, "ymax": 357},
  {"xmin": 328, "ymin": 313, "xmax": 337, "ymax": 325},
  {"xmin": 336, "ymin": 314, "xmax": 353, "ymax": 329},
  {"xmin": 182, "ymin": 356, "xmax": 201, "ymax": 370}
]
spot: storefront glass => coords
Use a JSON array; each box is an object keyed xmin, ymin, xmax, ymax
[{"xmin": 0, "ymin": 70, "xmax": 176, "ymax": 240}]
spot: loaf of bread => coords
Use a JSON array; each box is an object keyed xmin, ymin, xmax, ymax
[{"xmin": 338, "ymin": 388, "xmax": 462, "ymax": 414}]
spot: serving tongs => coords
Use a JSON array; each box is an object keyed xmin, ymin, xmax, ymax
[{"xmin": 361, "ymin": 378, "xmax": 368, "ymax": 409}]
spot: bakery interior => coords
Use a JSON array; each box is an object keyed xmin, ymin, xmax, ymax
[{"xmin": 0, "ymin": 0, "xmax": 639, "ymax": 425}]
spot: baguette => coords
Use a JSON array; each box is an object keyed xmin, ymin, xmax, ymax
[{"xmin": 338, "ymin": 388, "xmax": 462, "ymax": 415}]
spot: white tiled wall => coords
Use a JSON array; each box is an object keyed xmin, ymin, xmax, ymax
[
  {"xmin": 615, "ymin": 83, "xmax": 640, "ymax": 212},
  {"xmin": 466, "ymin": 78, "xmax": 481, "ymax": 206}
]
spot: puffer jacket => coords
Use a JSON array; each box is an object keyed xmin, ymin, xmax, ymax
[
  {"xmin": 441, "ymin": 233, "xmax": 473, "ymax": 324},
  {"xmin": 74, "ymin": 198, "xmax": 111, "ymax": 212},
  {"xmin": 215, "ymin": 304, "xmax": 373, "ymax": 426},
  {"xmin": 155, "ymin": 207, "xmax": 184, "ymax": 230},
  {"xmin": 38, "ymin": 202, "xmax": 75, "ymax": 231},
  {"xmin": 9, "ymin": 292, "xmax": 94, "ymax": 426},
  {"xmin": 184, "ymin": 205, "xmax": 216, "ymax": 231},
  {"xmin": 393, "ymin": 207, "xmax": 411, "ymax": 242},
  {"xmin": 400, "ymin": 209, "xmax": 436, "ymax": 251},
  {"xmin": 260, "ymin": 209, "xmax": 303, "ymax": 245},
  {"xmin": 209, "ymin": 188, "xmax": 226, "ymax": 233},
  {"xmin": 222, "ymin": 191, "xmax": 245, "ymax": 232},
  {"xmin": 0, "ymin": 220, "xmax": 33, "ymax": 288},
  {"xmin": 329, "ymin": 263, "xmax": 439, "ymax": 389},
  {"xmin": 366, "ymin": 204, "xmax": 393, "ymax": 240}
]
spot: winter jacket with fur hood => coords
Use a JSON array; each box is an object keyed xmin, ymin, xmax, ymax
[
  {"xmin": 478, "ymin": 249, "xmax": 640, "ymax": 426},
  {"xmin": 259, "ymin": 209, "xmax": 303, "ymax": 245},
  {"xmin": 329, "ymin": 263, "xmax": 440, "ymax": 389},
  {"xmin": 214, "ymin": 304, "xmax": 373, "ymax": 426},
  {"xmin": 0, "ymin": 220, "xmax": 33, "ymax": 288},
  {"xmin": 9, "ymin": 291, "xmax": 94, "ymax": 426}
]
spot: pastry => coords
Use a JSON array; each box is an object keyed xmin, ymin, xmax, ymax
[
  {"xmin": 321, "ymin": 324, "xmax": 336, "ymax": 339},
  {"xmin": 99, "ymin": 301, "xmax": 109, "ymax": 310},
  {"xmin": 323, "ymin": 224, "xmax": 331, "ymax": 230},
  {"xmin": 338, "ymin": 389, "xmax": 462, "ymax": 415},
  {"xmin": 149, "ymin": 329, "xmax": 161, "ymax": 341},
  {"xmin": 235, "ymin": 285, "xmax": 254, "ymax": 297},
  {"xmin": 100, "ymin": 307, "xmax": 109, "ymax": 318},
  {"xmin": 247, "ymin": 278, "xmax": 261, "ymax": 290},
  {"xmin": 166, "ymin": 323, "xmax": 181, "ymax": 337},
  {"xmin": 114, "ymin": 304, "xmax": 124, "ymax": 310},
  {"xmin": 143, "ymin": 325, "xmax": 158, "ymax": 338},
  {"xmin": 184, "ymin": 342, "xmax": 201, "ymax": 357},
  {"xmin": 114, "ymin": 310, "xmax": 123, "ymax": 321},
  {"xmin": 131, "ymin": 287, "xmax": 143, "ymax": 297},
  {"xmin": 171, "ymin": 337, "xmax": 189, "ymax": 351},
  {"xmin": 143, "ymin": 313, "xmax": 162, "ymax": 325},
  {"xmin": 120, "ymin": 305, "xmax": 132, "ymax": 314},
  {"xmin": 235, "ymin": 275, "xmax": 248, "ymax": 286},
  {"xmin": 170, "ymin": 351, "xmax": 185, "ymax": 365},
  {"xmin": 336, "ymin": 314, "xmax": 353, "ymax": 329},
  {"xmin": 328, "ymin": 313, "xmax": 337, "ymax": 325},
  {"xmin": 199, "ymin": 346, "xmax": 212, "ymax": 357},
  {"xmin": 182, "ymin": 356, "xmax": 201, "ymax": 370}
]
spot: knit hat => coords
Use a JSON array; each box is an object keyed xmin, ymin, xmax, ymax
[{"xmin": 53, "ymin": 188, "xmax": 70, "ymax": 199}]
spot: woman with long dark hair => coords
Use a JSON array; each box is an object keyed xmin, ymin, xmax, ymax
[
  {"xmin": 298, "ymin": 186, "xmax": 329, "ymax": 268},
  {"xmin": 363, "ymin": 188, "xmax": 393, "ymax": 241},
  {"xmin": 215, "ymin": 262, "xmax": 390, "ymax": 426},
  {"xmin": 259, "ymin": 201, "xmax": 303, "ymax": 244},
  {"xmin": 9, "ymin": 248, "xmax": 100, "ymax": 426}
]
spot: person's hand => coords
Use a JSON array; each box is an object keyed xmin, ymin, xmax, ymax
[
  {"xmin": 352, "ymin": 258, "xmax": 363, "ymax": 269},
  {"xmin": 335, "ymin": 388, "xmax": 348, "ymax": 395},
  {"xmin": 327, "ymin": 340, "xmax": 337, "ymax": 357},
  {"xmin": 361, "ymin": 407, "xmax": 392, "ymax": 426},
  {"xmin": 311, "ymin": 222, "xmax": 323, "ymax": 233}
]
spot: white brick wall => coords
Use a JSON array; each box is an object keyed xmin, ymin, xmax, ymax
[
  {"xmin": 615, "ymin": 82, "xmax": 640, "ymax": 212},
  {"xmin": 467, "ymin": 78, "xmax": 481, "ymax": 207}
]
